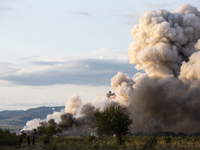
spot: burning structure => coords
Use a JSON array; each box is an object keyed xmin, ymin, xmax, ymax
[{"xmin": 22, "ymin": 4, "xmax": 200, "ymax": 135}]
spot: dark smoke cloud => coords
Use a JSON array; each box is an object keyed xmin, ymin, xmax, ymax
[
  {"xmin": 34, "ymin": 103, "xmax": 96, "ymax": 136},
  {"xmin": 48, "ymin": 119, "xmax": 57, "ymax": 127},
  {"xmin": 112, "ymin": 4, "xmax": 200, "ymax": 134},
  {"xmin": 58, "ymin": 113, "xmax": 76, "ymax": 130}
]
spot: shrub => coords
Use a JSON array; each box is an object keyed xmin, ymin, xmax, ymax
[
  {"xmin": 43, "ymin": 135, "xmax": 50, "ymax": 145},
  {"xmin": 141, "ymin": 135, "xmax": 157, "ymax": 150},
  {"xmin": 86, "ymin": 135, "xmax": 96, "ymax": 142},
  {"xmin": 131, "ymin": 143, "xmax": 137, "ymax": 150},
  {"xmin": 92, "ymin": 143, "xmax": 100, "ymax": 149},
  {"xmin": 164, "ymin": 136, "xmax": 172, "ymax": 143},
  {"xmin": 45, "ymin": 143, "xmax": 58, "ymax": 150},
  {"xmin": 101, "ymin": 143, "xmax": 119, "ymax": 150},
  {"xmin": 46, "ymin": 125, "xmax": 56, "ymax": 136},
  {"xmin": 0, "ymin": 128, "xmax": 18, "ymax": 146}
]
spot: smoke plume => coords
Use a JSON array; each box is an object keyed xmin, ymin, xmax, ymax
[
  {"xmin": 22, "ymin": 94, "xmax": 116, "ymax": 136},
  {"xmin": 23, "ymin": 4, "xmax": 200, "ymax": 135},
  {"xmin": 112, "ymin": 4, "xmax": 200, "ymax": 134}
]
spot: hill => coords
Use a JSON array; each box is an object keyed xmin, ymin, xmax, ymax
[{"xmin": 0, "ymin": 106, "xmax": 65, "ymax": 129}]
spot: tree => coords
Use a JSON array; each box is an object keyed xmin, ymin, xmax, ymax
[
  {"xmin": 46, "ymin": 125, "xmax": 56, "ymax": 136},
  {"xmin": 92, "ymin": 105, "xmax": 133, "ymax": 145}
]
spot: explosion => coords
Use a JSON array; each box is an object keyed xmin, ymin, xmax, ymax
[
  {"xmin": 23, "ymin": 4, "xmax": 200, "ymax": 135},
  {"xmin": 22, "ymin": 94, "xmax": 117, "ymax": 136},
  {"xmin": 113, "ymin": 3, "xmax": 200, "ymax": 134}
]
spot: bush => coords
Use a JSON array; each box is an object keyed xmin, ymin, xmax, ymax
[
  {"xmin": 164, "ymin": 136, "xmax": 172, "ymax": 143},
  {"xmin": 46, "ymin": 125, "xmax": 56, "ymax": 136},
  {"xmin": 43, "ymin": 135, "xmax": 50, "ymax": 145},
  {"xmin": 101, "ymin": 143, "xmax": 119, "ymax": 150},
  {"xmin": 92, "ymin": 143, "xmax": 100, "ymax": 149},
  {"xmin": 141, "ymin": 135, "xmax": 157, "ymax": 150},
  {"xmin": 44, "ymin": 143, "xmax": 58, "ymax": 150},
  {"xmin": 0, "ymin": 128, "xmax": 18, "ymax": 147},
  {"xmin": 86, "ymin": 135, "xmax": 96, "ymax": 142}
]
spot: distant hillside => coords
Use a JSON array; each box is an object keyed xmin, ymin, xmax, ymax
[{"xmin": 0, "ymin": 106, "xmax": 65, "ymax": 128}]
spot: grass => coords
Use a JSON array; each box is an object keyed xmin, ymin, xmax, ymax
[
  {"xmin": 40, "ymin": 135, "xmax": 200, "ymax": 150},
  {"xmin": 2, "ymin": 135, "xmax": 200, "ymax": 149}
]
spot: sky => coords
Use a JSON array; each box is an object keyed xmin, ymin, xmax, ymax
[{"xmin": 0, "ymin": 0, "xmax": 199, "ymax": 111}]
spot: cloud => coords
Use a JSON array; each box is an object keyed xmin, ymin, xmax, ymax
[
  {"xmin": 68, "ymin": 11, "xmax": 90, "ymax": 16},
  {"xmin": 0, "ymin": 62, "xmax": 20, "ymax": 75},
  {"xmin": 0, "ymin": 57, "xmax": 139, "ymax": 86},
  {"xmin": 0, "ymin": 7, "xmax": 19, "ymax": 11}
]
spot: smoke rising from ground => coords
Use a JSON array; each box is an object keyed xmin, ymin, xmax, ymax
[
  {"xmin": 22, "ymin": 95, "xmax": 117, "ymax": 136},
  {"xmin": 112, "ymin": 4, "xmax": 200, "ymax": 134},
  {"xmin": 23, "ymin": 4, "xmax": 200, "ymax": 135}
]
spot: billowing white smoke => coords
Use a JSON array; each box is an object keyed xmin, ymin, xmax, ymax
[
  {"xmin": 23, "ymin": 4, "xmax": 200, "ymax": 135},
  {"xmin": 65, "ymin": 95, "xmax": 82, "ymax": 115},
  {"xmin": 127, "ymin": 3, "xmax": 200, "ymax": 78},
  {"xmin": 180, "ymin": 51, "xmax": 200, "ymax": 81},
  {"xmin": 23, "ymin": 118, "xmax": 42, "ymax": 131},
  {"xmin": 22, "ymin": 95, "xmax": 82, "ymax": 131},
  {"xmin": 46, "ymin": 110, "xmax": 65, "ymax": 123},
  {"xmin": 22, "ymin": 94, "xmax": 116, "ymax": 133},
  {"xmin": 111, "ymin": 4, "xmax": 200, "ymax": 134}
]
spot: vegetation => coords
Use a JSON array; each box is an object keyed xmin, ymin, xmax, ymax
[
  {"xmin": 46, "ymin": 125, "xmax": 57, "ymax": 136},
  {"xmin": 2, "ymin": 132, "xmax": 200, "ymax": 149},
  {"xmin": 43, "ymin": 135, "xmax": 51, "ymax": 145},
  {"xmin": 0, "ymin": 128, "xmax": 18, "ymax": 147},
  {"xmin": 20, "ymin": 130, "xmax": 27, "ymax": 136},
  {"xmin": 41, "ymin": 125, "xmax": 57, "ymax": 145},
  {"xmin": 32, "ymin": 135, "xmax": 200, "ymax": 150},
  {"xmin": 40, "ymin": 135, "xmax": 200, "ymax": 150},
  {"xmin": 92, "ymin": 105, "xmax": 133, "ymax": 145}
]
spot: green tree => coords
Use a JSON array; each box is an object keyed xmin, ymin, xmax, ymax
[
  {"xmin": 92, "ymin": 105, "xmax": 133, "ymax": 145},
  {"xmin": 46, "ymin": 125, "xmax": 56, "ymax": 136}
]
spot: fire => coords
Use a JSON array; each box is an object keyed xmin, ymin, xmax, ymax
[{"xmin": 106, "ymin": 91, "xmax": 116, "ymax": 100}]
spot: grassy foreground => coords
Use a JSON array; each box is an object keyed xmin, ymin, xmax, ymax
[
  {"xmin": 2, "ymin": 135, "xmax": 200, "ymax": 150},
  {"xmin": 41, "ymin": 135, "xmax": 200, "ymax": 150}
]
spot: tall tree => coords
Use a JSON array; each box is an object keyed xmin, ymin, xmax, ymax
[{"xmin": 92, "ymin": 105, "xmax": 133, "ymax": 144}]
